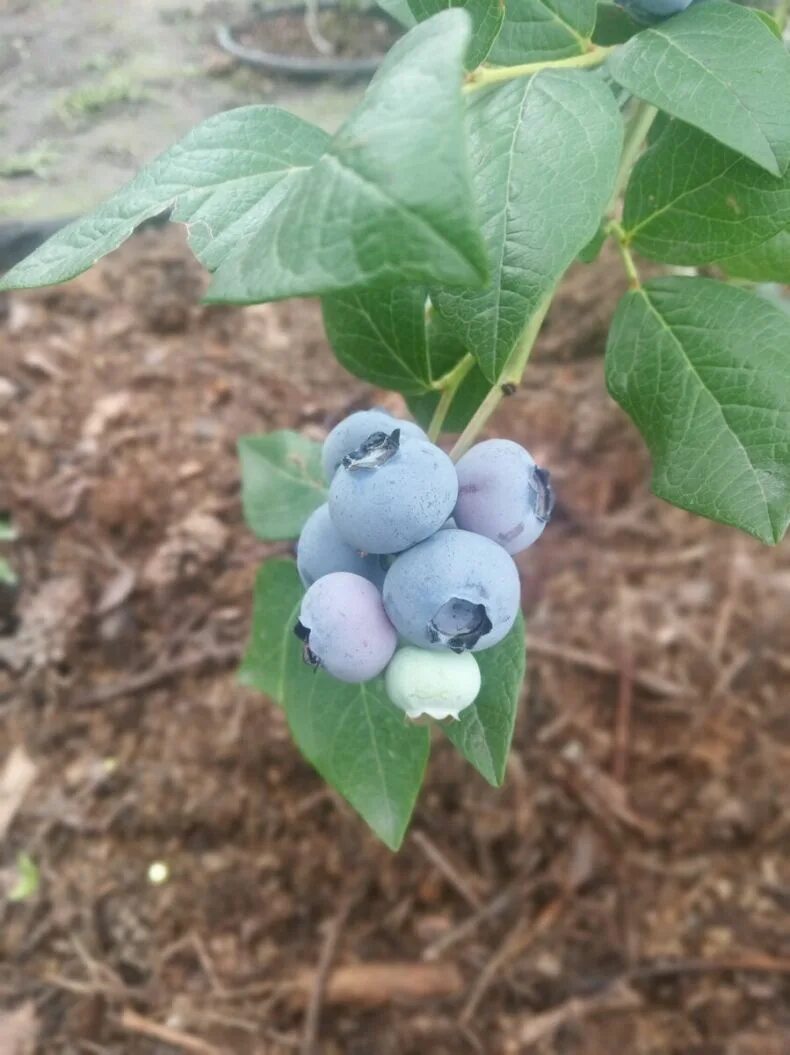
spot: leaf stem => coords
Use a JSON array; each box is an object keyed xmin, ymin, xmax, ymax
[
  {"xmin": 449, "ymin": 291, "xmax": 554, "ymax": 460},
  {"xmin": 775, "ymin": 0, "xmax": 789, "ymax": 31},
  {"xmin": 607, "ymin": 221, "xmax": 641, "ymax": 289},
  {"xmin": 427, "ymin": 353, "xmax": 475, "ymax": 441},
  {"xmin": 463, "ymin": 45, "xmax": 614, "ymax": 93},
  {"xmin": 448, "ymin": 385, "xmax": 503, "ymax": 461},
  {"xmin": 608, "ymin": 100, "xmax": 658, "ymax": 212}
]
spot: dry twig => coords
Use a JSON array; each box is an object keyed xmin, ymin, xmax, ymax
[
  {"xmin": 460, "ymin": 895, "xmax": 566, "ymax": 1025},
  {"xmin": 300, "ymin": 894, "xmax": 355, "ymax": 1055},
  {"xmin": 613, "ymin": 650, "xmax": 634, "ymax": 783},
  {"xmin": 527, "ymin": 635, "xmax": 689, "ymax": 697},
  {"xmin": 77, "ymin": 645, "xmax": 241, "ymax": 706},
  {"xmin": 513, "ymin": 980, "xmax": 641, "ymax": 1047},
  {"xmin": 119, "ymin": 1008, "xmax": 222, "ymax": 1055},
  {"xmin": 412, "ymin": 830, "xmax": 483, "ymax": 909},
  {"xmin": 422, "ymin": 885, "xmax": 520, "ymax": 961}
]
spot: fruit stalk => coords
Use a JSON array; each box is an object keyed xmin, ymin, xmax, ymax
[{"xmin": 428, "ymin": 354, "xmax": 475, "ymax": 441}]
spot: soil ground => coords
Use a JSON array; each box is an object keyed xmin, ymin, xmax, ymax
[{"xmin": 1, "ymin": 229, "xmax": 789, "ymax": 1054}]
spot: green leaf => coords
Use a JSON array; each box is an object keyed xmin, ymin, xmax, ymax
[
  {"xmin": 238, "ymin": 432, "xmax": 326, "ymax": 541},
  {"xmin": 755, "ymin": 283, "xmax": 790, "ymax": 317},
  {"xmin": 376, "ymin": 0, "xmax": 417, "ymax": 25},
  {"xmin": 717, "ymin": 228, "xmax": 790, "ymax": 283},
  {"xmin": 592, "ymin": 1, "xmax": 642, "ymax": 45},
  {"xmin": 407, "ymin": 0, "xmax": 505, "ymax": 68},
  {"xmin": 0, "ymin": 107, "xmax": 329, "ymax": 291},
  {"xmin": 240, "ymin": 561, "xmax": 430, "ymax": 850},
  {"xmin": 623, "ymin": 119, "xmax": 790, "ymax": 265},
  {"xmin": 404, "ymin": 305, "xmax": 491, "ymax": 429},
  {"xmin": 608, "ymin": 0, "xmax": 790, "ymax": 177},
  {"xmin": 0, "ymin": 517, "xmax": 16, "ymax": 542},
  {"xmin": 0, "ymin": 559, "xmax": 16, "ymax": 587},
  {"xmin": 8, "ymin": 853, "xmax": 39, "ymax": 902},
  {"xmin": 578, "ymin": 223, "xmax": 607, "ymax": 263},
  {"xmin": 323, "ymin": 287, "xmax": 426, "ymax": 394},
  {"xmin": 322, "ymin": 285, "xmax": 469, "ymax": 395},
  {"xmin": 488, "ymin": 0, "xmax": 596, "ymax": 63},
  {"xmin": 206, "ymin": 11, "xmax": 488, "ymax": 304},
  {"xmin": 752, "ymin": 8, "xmax": 783, "ymax": 38},
  {"xmin": 606, "ymin": 277, "xmax": 790, "ymax": 544},
  {"xmin": 432, "ymin": 69, "xmax": 622, "ymax": 382},
  {"xmin": 442, "ymin": 611, "xmax": 525, "ymax": 785}
]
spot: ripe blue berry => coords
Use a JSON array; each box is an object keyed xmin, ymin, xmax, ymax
[
  {"xmin": 454, "ymin": 439, "xmax": 554, "ymax": 555},
  {"xmin": 296, "ymin": 504, "xmax": 386, "ymax": 589},
  {"xmin": 295, "ymin": 572, "xmax": 397, "ymax": 683},
  {"xmin": 329, "ymin": 431, "xmax": 458, "ymax": 555},
  {"xmin": 322, "ymin": 409, "xmax": 427, "ymax": 481},
  {"xmin": 383, "ymin": 529, "xmax": 520, "ymax": 652},
  {"xmin": 385, "ymin": 647, "xmax": 481, "ymax": 720}
]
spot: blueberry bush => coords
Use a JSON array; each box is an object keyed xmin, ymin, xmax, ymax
[{"xmin": 2, "ymin": 0, "xmax": 789, "ymax": 848}]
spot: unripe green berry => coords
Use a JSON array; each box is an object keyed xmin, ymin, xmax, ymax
[{"xmin": 385, "ymin": 646, "xmax": 481, "ymax": 720}]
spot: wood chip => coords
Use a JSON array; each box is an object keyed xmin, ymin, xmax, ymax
[
  {"xmin": 292, "ymin": 961, "xmax": 463, "ymax": 1007},
  {"xmin": 0, "ymin": 747, "xmax": 37, "ymax": 841},
  {"xmin": 0, "ymin": 1001, "xmax": 39, "ymax": 1055},
  {"xmin": 95, "ymin": 564, "xmax": 136, "ymax": 615}
]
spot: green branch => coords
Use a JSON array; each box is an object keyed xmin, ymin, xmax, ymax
[
  {"xmin": 449, "ymin": 291, "xmax": 554, "ymax": 460},
  {"xmin": 602, "ymin": 101, "xmax": 659, "ymax": 291},
  {"xmin": 608, "ymin": 100, "xmax": 658, "ymax": 213},
  {"xmin": 427, "ymin": 353, "xmax": 475, "ymax": 440},
  {"xmin": 464, "ymin": 46, "xmax": 614, "ymax": 93},
  {"xmin": 607, "ymin": 220, "xmax": 641, "ymax": 289}
]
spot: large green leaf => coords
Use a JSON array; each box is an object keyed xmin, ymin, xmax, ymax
[
  {"xmin": 606, "ymin": 277, "xmax": 790, "ymax": 544},
  {"xmin": 592, "ymin": 1, "xmax": 642, "ymax": 45},
  {"xmin": 717, "ymin": 229, "xmax": 790, "ymax": 283},
  {"xmin": 608, "ymin": 1, "xmax": 790, "ymax": 177},
  {"xmin": 0, "ymin": 108, "xmax": 329, "ymax": 292},
  {"xmin": 488, "ymin": 0, "xmax": 596, "ymax": 63},
  {"xmin": 442, "ymin": 612, "xmax": 525, "ymax": 786},
  {"xmin": 240, "ymin": 561, "xmax": 430, "ymax": 850},
  {"xmin": 407, "ymin": 0, "xmax": 504, "ymax": 68},
  {"xmin": 322, "ymin": 286, "xmax": 489, "ymax": 424},
  {"xmin": 624, "ymin": 120, "xmax": 790, "ymax": 265},
  {"xmin": 206, "ymin": 10, "xmax": 488, "ymax": 304},
  {"xmin": 322, "ymin": 286, "xmax": 455, "ymax": 394},
  {"xmin": 238, "ymin": 432, "xmax": 326, "ymax": 541},
  {"xmin": 432, "ymin": 69, "xmax": 622, "ymax": 382}
]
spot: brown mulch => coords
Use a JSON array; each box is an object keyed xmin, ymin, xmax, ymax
[{"xmin": 1, "ymin": 228, "xmax": 789, "ymax": 1055}]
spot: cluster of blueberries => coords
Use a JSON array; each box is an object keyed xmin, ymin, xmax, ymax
[{"xmin": 294, "ymin": 409, "xmax": 554, "ymax": 721}]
